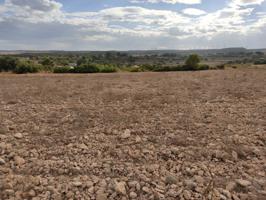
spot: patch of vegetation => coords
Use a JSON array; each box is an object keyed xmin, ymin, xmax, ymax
[
  {"xmin": 185, "ymin": 54, "xmax": 201, "ymax": 70},
  {"xmin": 99, "ymin": 65, "xmax": 118, "ymax": 73},
  {"xmin": 74, "ymin": 63, "xmax": 100, "ymax": 73},
  {"xmin": 0, "ymin": 56, "xmax": 18, "ymax": 72},
  {"xmin": 254, "ymin": 59, "xmax": 266, "ymax": 65},
  {"xmin": 13, "ymin": 60, "xmax": 40, "ymax": 74},
  {"xmin": 216, "ymin": 64, "xmax": 225, "ymax": 70},
  {"xmin": 53, "ymin": 66, "xmax": 74, "ymax": 73}
]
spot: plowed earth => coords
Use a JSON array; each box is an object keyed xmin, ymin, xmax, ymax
[{"xmin": 0, "ymin": 69, "xmax": 265, "ymax": 200}]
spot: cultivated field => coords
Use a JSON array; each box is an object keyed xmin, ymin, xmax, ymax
[{"xmin": 0, "ymin": 69, "xmax": 265, "ymax": 200}]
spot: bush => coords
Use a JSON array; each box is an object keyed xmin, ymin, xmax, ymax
[
  {"xmin": 197, "ymin": 64, "xmax": 210, "ymax": 70},
  {"xmin": 99, "ymin": 65, "xmax": 118, "ymax": 73},
  {"xmin": 0, "ymin": 56, "xmax": 18, "ymax": 72},
  {"xmin": 74, "ymin": 63, "xmax": 100, "ymax": 73},
  {"xmin": 216, "ymin": 64, "xmax": 225, "ymax": 70},
  {"xmin": 254, "ymin": 59, "xmax": 266, "ymax": 65},
  {"xmin": 13, "ymin": 61, "xmax": 40, "ymax": 74},
  {"xmin": 185, "ymin": 54, "xmax": 201, "ymax": 70},
  {"xmin": 129, "ymin": 66, "xmax": 145, "ymax": 72},
  {"xmin": 53, "ymin": 66, "xmax": 74, "ymax": 73}
]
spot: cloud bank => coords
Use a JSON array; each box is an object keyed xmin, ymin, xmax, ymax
[{"xmin": 0, "ymin": 0, "xmax": 265, "ymax": 50}]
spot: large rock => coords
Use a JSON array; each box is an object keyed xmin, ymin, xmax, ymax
[
  {"xmin": 236, "ymin": 179, "xmax": 251, "ymax": 187},
  {"xmin": 114, "ymin": 181, "xmax": 127, "ymax": 195}
]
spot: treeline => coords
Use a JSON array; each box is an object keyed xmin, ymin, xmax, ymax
[{"xmin": 0, "ymin": 54, "xmax": 223, "ymax": 74}]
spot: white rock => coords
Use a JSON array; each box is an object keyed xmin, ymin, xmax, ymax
[
  {"xmin": 14, "ymin": 156, "xmax": 25, "ymax": 166},
  {"xmin": 236, "ymin": 179, "xmax": 251, "ymax": 187},
  {"xmin": 0, "ymin": 158, "xmax": 5, "ymax": 165},
  {"xmin": 129, "ymin": 192, "xmax": 137, "ymax": 198},
  {"xmin": 121, "ymin": 129, "xmax": 131, "ymax": 139},
  {"xmin": 14, "ymin": 133, "xmax": 23, "ymax": 139},
  {"xmin": 73, "ymin": 182, "xmax": 82, "ymax": 187},
  {"xmin": 114, "ymin": 181, "xmax": 127, "ymax": 195}
]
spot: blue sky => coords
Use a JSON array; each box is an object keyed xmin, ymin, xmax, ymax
[
  {"xmin": 58, "ymin": 0, "xmax": 226, "ymax": 12},
  {"xmin": 0, "ymin": 0, "xmax": 266, "ymax": 50}
]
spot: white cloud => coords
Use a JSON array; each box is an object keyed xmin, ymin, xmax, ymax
[
  {"xmin": 0, "ymin": 0, "xmax": 265, "ymax": 50},
  {"xmin": 6, "ymin": 0, "xmax": 62, "ymax": 11},
  {"xmin": 231, "ymin": 0, "xmax": 265, "ymax": 6},
  {"xmin": 182, "ymin": 8, "xmax": 207, "ymax": 16},
  {"xmin": 129, "ymin": 0, "xmax": 201, "ymax": 5}
]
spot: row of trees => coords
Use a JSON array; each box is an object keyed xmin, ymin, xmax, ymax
[{"xmin": 0, "ymin": 54, "xmax": 216, "ymax": 74}]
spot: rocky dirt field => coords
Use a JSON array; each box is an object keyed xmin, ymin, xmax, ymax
[{"xmin": 0, "ymin": 69, "xmax": 265, "ymax": 200}]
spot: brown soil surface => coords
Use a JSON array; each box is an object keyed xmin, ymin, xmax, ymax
[{"xmin": 0, "ymin": 69, "xmax": 265, "ymax": 200}]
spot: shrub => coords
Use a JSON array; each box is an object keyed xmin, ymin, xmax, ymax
[
  {"xmin": 216, "ymin": 64, "xmax": 225, "ymax": 70},
  {"xmin": 185, "ymin": 54, "xmax": 201, "ymax": 70},
  {"xmin": 74, "ymin": 63, "xmax": 100, "ymax": 73},
  {"xmin": 99, "ymin": 65, "xmax": 118, "ymax": 73},
  {"xmin": 53, "ymin": 66, "xmax": 74, "ymax": 73},
  {"xmin": 41, "ymin": 57, "xmax": 54, "ymax": 66},
  {"xmin": 129, "ymin": 66, "xmax": 145, "ymax": 72},
  {"xmin": 0, "ymin": 56, "xmax": 18, "ymax": 72},
  {"xmin": 254, "ymin": 59, "xmax": 266, "ymax": 65},
  {"xmin": 197, "ymin": 64, "xmax": 210, "ymax": 70},
  {"xmin": 13, "ymin": 61, "xmax": 40, "ymax": 74}
]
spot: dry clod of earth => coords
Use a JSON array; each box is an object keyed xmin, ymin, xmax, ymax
[{"xmin": 0, "ymin": 70, "xmax": 266, "ymax": 199}]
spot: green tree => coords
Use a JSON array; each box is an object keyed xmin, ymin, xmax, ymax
[
  {"xmin": 41, "ymin": 57, "xmax": 54, "ymax": 66},
  {"xmin": 0, "ymin": 56, "xmax": 18, "ymax": 72},
  {"xmin": 185, "ymin": 54, "xmax": 201, "ymax": 69}
]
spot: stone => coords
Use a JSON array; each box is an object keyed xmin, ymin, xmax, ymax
[
  {"xmin": 79, "ymin": 143, "xmax": 88, "ymax": 150},
  {"xmin": 14, "ymin": 133, "xmax": 23, "ymax": 139},
  {"xmin": 194, "ymin": 176, "xmax": 204, "ymax": 184},
  {"xmin": 184, "ymin": 180, "xmax": 196, "ymax": 190},
  {"xmin": 226, "ymin": 181, "xmax": 236, "ymax": 191},
  {"xmin": 73, "ymin": 182, "xmax": 82, "ymax": 187},
  {"xmin": 135, "ymin": 136, "xmax": 141, "ymax": 143},
  {"xmin": 14, "ymin": 156, "xmax": 25, "ymax": 166},
  {"xmin": 232, "ymin": 194, "xmax": 240, "ymax": 200},
  {"xmin": 0, "ymin": 157, "xmax": 5, "ymax": 165},
  {"xmin": 236, "ymin": 179, "xmax": 251, "ymax": 187},
  {"xmin": 142, "ymin": 186, "xmax": 151, "ymax": 194},
  {"xmin": 121, "ymin": 129, "xmax": 131, "ymax": 139},
  {"xmin": 129, "ymin": 191, "xmax": 137, "ymax": 198},
  {"xmin": 183, "ymin": 190, "xmax": 191, "ymax": 200},
  {"xmin": 114, "ymin": 181, "xmax": 127, "ymax": 195},
  {"xmin": 221, "ymin": 189, "xmax": 231, "ymax": 199},
  {"xmin": 28, "ymin": 189, "xmax": 36, "ymax": 197},
  {"xmin": 232, "ymin": 151, "xmax": 238, "ymax": 160},
  {"xmin": 96, "ymin": 192, "xmax": 108, "ymax": 200},
  {"xmin": 165, "ymin": 175, "xmax": 178, "ymax": 185}
]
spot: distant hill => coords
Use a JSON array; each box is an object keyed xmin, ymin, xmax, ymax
[{"xmin": 0, "ymin": 48, "xmax": 265, "ymax": 56}]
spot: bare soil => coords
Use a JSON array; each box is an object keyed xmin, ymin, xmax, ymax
[{"xmin": 0, "ymin": 69, "xmax": 265, "ymax": 200}]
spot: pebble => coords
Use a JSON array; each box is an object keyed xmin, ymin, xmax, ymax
[
  {"xmin": 183, "ymin": 190, "xmax": 191, "ymax": 200},
  {"xmin": 129, "ymin": 191, "xmax": 137, "ymax": 198},
  {"xmin": 226, "ymin": 181, "xmax": 236, "ymax": 191},
  {"xmin": 114, "ymin": 181, "xmax": 127, "ymax": 195},
  {"xmin": 165, "ymin": 174, "xmax": 178, "ymax": 185},
  {"xmin": 14, "ymin": 156, "xmax": 25, "ymax": 166},
  {"xmin": 121, "ymin": 129, "xmax": 131, "ymax": 139},
  {"xmin": 73, "ymin": 182, "xmax": 82, "ymax": 187},
  {"xmin": 236, "ymin": 179, "xmax": 251, "ymax": 187},
  {"xmin": 96, "ymin": 192, "xmax": 108, "ymax": 200},
  {"xmin": 184, "ymin": 180, "xmax": 196, "ymax": 190},
  {"xmin": 14, "ymin": 133, "xmax": 23, "ymax": 139},
  {"xmin": 0, "ymin": 157, "xmax": 5, "ymax": 165}
]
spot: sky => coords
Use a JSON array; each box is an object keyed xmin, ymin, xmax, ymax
[{"xmin": 0, "ymin": 0, "xmax": 266, "ymax": 50}]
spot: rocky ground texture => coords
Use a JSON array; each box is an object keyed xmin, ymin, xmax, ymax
[{"xmin": 0, "ymin": 69, "xmax": 265, "ymax": 200}]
